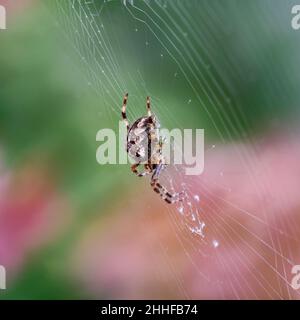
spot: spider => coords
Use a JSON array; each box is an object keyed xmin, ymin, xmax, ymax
[{"xmin": 121, "ymin": 93, "xmax": 184, "ymax": 204}]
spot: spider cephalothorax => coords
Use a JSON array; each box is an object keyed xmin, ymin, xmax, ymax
[{"xmin": 121, "ymin": 93, "xmax": 183, "ymax": 204}]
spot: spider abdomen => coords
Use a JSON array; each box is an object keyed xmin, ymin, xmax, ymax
[{"xmin": 127, "ymin": 116, "xmax": 159, "ymax": 163}]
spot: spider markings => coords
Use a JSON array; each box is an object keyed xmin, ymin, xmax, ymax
[{"xmin": 122, "ymin": 93, "xmax": 184, "ymax": 204}]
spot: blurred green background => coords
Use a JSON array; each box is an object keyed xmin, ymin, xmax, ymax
[{"xmin": 0, "ymin": 0, "xmax": 299, "ymax": 299}]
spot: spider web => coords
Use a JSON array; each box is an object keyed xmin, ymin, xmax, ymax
[{"xmin": 47, "ymin": 0, "xmax": 300, "ymax": 299}]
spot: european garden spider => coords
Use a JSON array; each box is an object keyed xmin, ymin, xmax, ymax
[{"xmin": 122, "ymin": 93, "xmax": 184, "ymax": 204}]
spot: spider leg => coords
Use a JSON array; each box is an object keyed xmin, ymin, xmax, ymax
[
  {"xmin": 121, "ymin": 93, "xmax": 129, "ymax": 130},
  {"xmin": 131, "ymin": 163, "xmax": 151, "ymax": 177},
  {"xmin": 156, "ymin": 136, "xmax": 165, "ymax": 156},
  {"xmin": 146, "ymin": 96, "xmax": 151, "ymax": 117},
  {"xmin": 150, "ymin": 163, "xmax": 184, "ymax": 204},
  {"xmin": 151, "ymin": 162, "xmax": 164, "ymax": 180},
  {"xmin": 151, "ymin": 177, "xmax": 182, "ymax": 204}
]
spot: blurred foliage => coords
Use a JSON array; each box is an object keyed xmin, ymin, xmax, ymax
[{"xmin": 0, "ymin": 3, "xmax": 128, "ymax": 299}]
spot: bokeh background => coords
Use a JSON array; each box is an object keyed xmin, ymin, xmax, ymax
[{"xmin": 0, "ymin": 0, "xmax": 300, "ymax": 299}]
